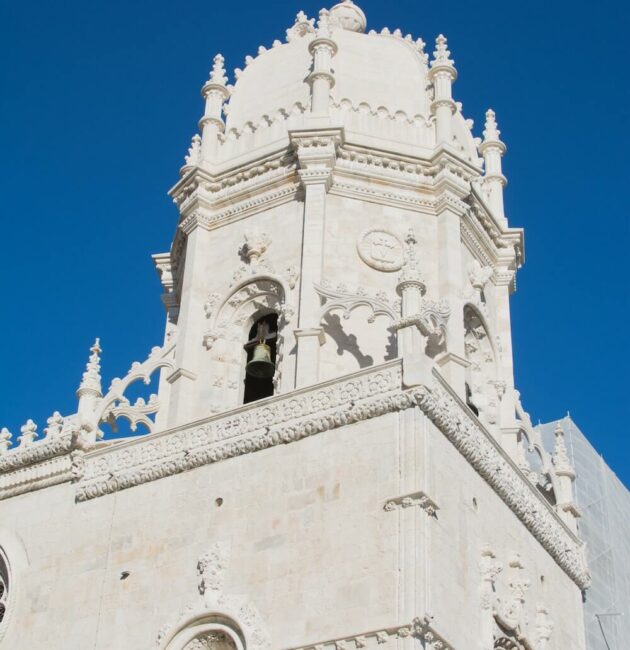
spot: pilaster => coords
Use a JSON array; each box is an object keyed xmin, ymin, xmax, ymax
[
  {"xmin": 167, "ymin": 222, "xmax": 208, "ymax": 427},
  {"xmin": 435, "ymin": 184, "xmax": 467, "ymax": 399},
  {"xmin": 493, "ymin": 267, "xmax": 518, "ymax": 432},
  {"xmin": 290, "ymin": 129, "xmax": 343, "ymax": 388}
]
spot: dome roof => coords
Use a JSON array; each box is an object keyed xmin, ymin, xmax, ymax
[{"xmin": 224, "ymin": 3, "xmax": 430, "ymax": 132}]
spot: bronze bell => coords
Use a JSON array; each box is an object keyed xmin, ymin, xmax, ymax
[{"xmin": 246, "ymin": 341, "xmax": 275, "ymax": 379}]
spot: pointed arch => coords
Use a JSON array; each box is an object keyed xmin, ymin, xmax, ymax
[{"xmin": 463, "ymin": 304, "xmax": 502, "ymax": 427}]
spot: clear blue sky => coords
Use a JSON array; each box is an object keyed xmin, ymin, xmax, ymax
[{"xmin": 1, "ymin": 0, "xmax": 628, "ymax": 484}]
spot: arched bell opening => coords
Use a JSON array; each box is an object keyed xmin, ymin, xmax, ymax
[{"xmin": 243, "ymin": 313, "xmax": 278, "ymax": 405}]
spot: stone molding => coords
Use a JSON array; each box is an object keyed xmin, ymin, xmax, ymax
[
  {"xmin": 68, "ymin": 360, "xmax": 590, "ymax": 589},
  {"xmin": 285, "ymin": 614, "xmax": 454, "ymax": 649}
]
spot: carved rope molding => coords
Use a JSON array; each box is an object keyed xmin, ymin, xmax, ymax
[{"xmin": 76, "ymin": 362, "xmax": 404, "ymax": 501}]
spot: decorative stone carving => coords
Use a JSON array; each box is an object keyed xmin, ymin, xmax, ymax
[
  {"xmin": 198, "ymin": 543, "xmax": 229, "ymax": 596},
  {"xmin": 95, "ymin": 344, "xmax": 176, "ymax": 436},
  {"xmin": 288, "ymin": 614, "xmax": 454, "ymax": 650},
  {"xmin": 157, "ymin": 548, "xmax": 270, "ymax": 650},
  {"xmin": 316, "ymin": 281, "xmax": 400, "ymax": 322},
  {"xmin": 18, "ymin": 420, "xmax": 37, "ymax": 447},
  {"xmin": 241, "ymin": 232, "xmax": 271, "ymax": 266},
  {"xmin": 74, "ymin": 361, "xmax": 590, "ymax": 590},
  {"xmin": 185, "ymin": 632, "xmax": 236, "ymax": 650},
  {"xmin": 383, "ymin": 490, "xmax": 438, "ymax": 516},
  {"xmin": 357, "ymin": 228, "xmax": 404, "ymax": 272},
  {"xmin": 286, "ymin": 11, "xmax": 315, "ymax": 42},
  {"xmin": 0, "ymin": 555, "xmax": 7, "ymax": 625},
  {"xmin": 43, "ymin": 412, "xmax": 64, "ymax": 439},
  {"xmin": 0, "ymin": 430, "xmax": 12, "ymax": 454}
]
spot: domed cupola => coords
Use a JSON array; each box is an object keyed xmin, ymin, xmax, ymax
[{"xmin": 329, "ymin": 0, "xmax": 367, "ymax": 33}]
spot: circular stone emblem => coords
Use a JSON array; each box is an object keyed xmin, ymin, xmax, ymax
[{"xmin": 357, "ymin": 228, "xmax": 404, "ymax": 272}]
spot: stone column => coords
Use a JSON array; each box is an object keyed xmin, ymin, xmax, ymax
[
  {"xmin": 429, "ymin": 35, "xmax": 457, "ymax": 147},
  {"xmin": 200, "ymin": 54, "xmax": 230, "ymax": 163},
  {"xmin": 290, "ymin": 130, "xmax": 342, "ymax": 388},
  {"xmin": 479, "ymin": 109, "xmax": 508, "ymax": 226}
]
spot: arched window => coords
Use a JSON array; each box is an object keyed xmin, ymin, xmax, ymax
[
  {"xmin": 243, "ymin": 313, "xmax": 278, "ymax": 404},
  {"xmin": 464, "ymin": 305, "xmax": 498, "ymax": 425},
  {"xmin": 0, "ymin": 553, "xmax": 8, "ymax": 627}
]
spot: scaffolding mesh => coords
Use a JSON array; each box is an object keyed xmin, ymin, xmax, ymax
[{"xmin": 537, "ymin": 416, "xmax": 630, "ymax": 650}]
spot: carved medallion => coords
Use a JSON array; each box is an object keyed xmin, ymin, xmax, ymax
[{"xmin": 357, "ymin": 229, "xmax": 404, "ymax": 272}]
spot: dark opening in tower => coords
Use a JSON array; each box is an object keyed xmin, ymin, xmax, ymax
[{"xmin": 243, "ymin": 313, "xmax": 278, "ymax": 404}]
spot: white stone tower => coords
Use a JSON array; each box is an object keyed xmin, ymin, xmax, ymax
[{"xmin": 0, "ymin": 3, "xmax": 590, "ymax": 649}]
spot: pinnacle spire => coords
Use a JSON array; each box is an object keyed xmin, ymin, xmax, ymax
[
  {"xmin": 0, "ymin": 427, "xmax": 12, "ymax": 453},
  {"xmin": 431, "ymin": 34, "xmax": 455, "ymax": 68},
  {"xmin": 78, "ymin": 338, "xmax": 103, "ymax": 398},
  {"xmin": 483, "ymin": 109, "xmax": 503, "ymax": 144},
  {"xmin": 209, "ymin": 53, "xmax": 228, "ymax": 87},
  {"xmin": 18, "ymin": 419, "xmax": 38, "ymax": 447}
]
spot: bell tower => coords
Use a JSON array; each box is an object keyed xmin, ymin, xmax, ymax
[{"xmin": 0, "ymin": 3, "xmax": 591, "ymax": 649}]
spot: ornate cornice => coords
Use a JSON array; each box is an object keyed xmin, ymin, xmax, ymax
[
  {"xmin": 70, "ymin": 360, "xmax": 589, "ymax": 589},
  {"xmin": 286, "ymin": 614, "xmax": 454, "ymax": 650},
  {"xmin": 77, "ymin": 363, "xmax": 404, "ymax": 502},
  {"xmin": 413, "ymin": 373, "xmax": 590, "ymax": 589}
]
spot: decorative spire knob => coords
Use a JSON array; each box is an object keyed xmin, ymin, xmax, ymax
[
  {"xmin": 286, "ymin": 11, "xmax": 315, "ymax": 41},
  {"xmin": 209, "ymin": 53, "xmax": 228, "ymax": 86},
  {"xmin": 18, "ymin": 419, "xmax": 38, "ymax": 447},
  {"xmin": 482, "ymin": 109, "xmax": 504, "ymax": 146},
  {"xmin": 44, "ymin": 411, "xmax": 64, "ymax": 439},
  {"xmin": 0, "ymin": 428, "xmax": 12, "ymax": 453},
  {"xmin": 431, "ymin": 34, "xmax": 455, "ymax": 68},
  {"xmin": 183, "ymin": 134, "xmax": 202, "ymax": 169},
  {"xmin": 329, "ymin": 0, "xmax": 367, "ymax": 33},
  {"xmin": 78, "ymin": 338, "xmax": 103, "ymax": 398}
]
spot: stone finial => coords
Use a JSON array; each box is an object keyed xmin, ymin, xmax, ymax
[
  {"xmin": 44, "ymin": 411, "xmax": 64, "ymax": 439},
  {"xmin": 18, "ymin": 419, "xmax": 38, "ymax": 447},
  {"xmin": 209, "ymin": 53, "xmax": 228, "ymax": 87},
  {"xmin": 483, "ymin": 109, "xmax": 502, "ymax": 143},
  {"xmin": 431, "ymin": 34, "xmax": 455, "ymax": 68},
  {"xmin": 0, "ymin": 428, "xmax": 12, "ymax": 453},
  {"xmin": 553, "ymin": 422, "xmax": 575, "ymax": 478},
  {"xmin": 184, "ymin": 134, "xmax": 202, "ymax": 168},
  {"xmin": 78, "ymin": 338, "xmax": 103, "ymax": 398},
  {"xmin": 329, "ymin": 0, "xmax": 367, "ymax": 33},
  {"xmin": 286, "ymin": 10, "xmax": 315, "ymax": 41},
  {"xmin": 316, "ymin": 8, "xmax": 333, "ymax": 38}
]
